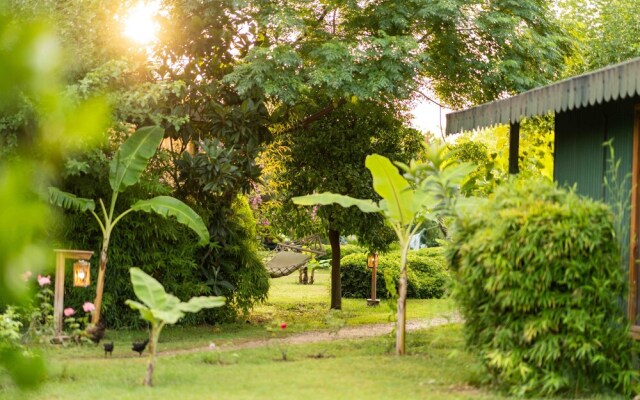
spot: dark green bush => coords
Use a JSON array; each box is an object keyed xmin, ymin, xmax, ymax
[
  {"xmin": 447, "ymin": 179, "xmax": 638, "ymax": 397},
  {"xmin": 340, "ymin": 251, "xmax": 449, "ymax": 299}
]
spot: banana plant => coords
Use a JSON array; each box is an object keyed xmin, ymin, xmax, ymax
[
  {"xmin": 126, "ymin": 268, "xmax": 224, "ymax": 386},
  {"xmin": 49, "ymin": 126, "xmax": 209, "ymax": 324},
  {"xmin": 293, "ymin": 145, "xmax": 472, "ymax": 355}
]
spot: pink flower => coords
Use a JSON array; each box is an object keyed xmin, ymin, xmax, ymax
[
  {"xmin": 82, "ymin": 302, "xmax": 95, "ymax": 313},
  {"xmin": 63, "ymin": 308, "xmax": 75, "ymax": 317},
  {"xmin": 21, "ymin": 271, "xmax": 32, "ymax": 282},
  {"xmin": 280, "ymin": 322, "xmax": 287, "ymax": 330},
  {"xmin": 37, "ymin": 275, "xmax": 51, "ymax": 287}
]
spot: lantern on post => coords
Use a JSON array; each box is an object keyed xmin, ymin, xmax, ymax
[
  {"xmin": 53, "ymin": 249, "xmax": 94, "ymax": 341},
  {"xmin": 73, "ymin": 259, "xmax": 91, "ymax": 287},
  {"xmin": 366, "ymin": 253, "xmax": 380, "ymax": 306}
]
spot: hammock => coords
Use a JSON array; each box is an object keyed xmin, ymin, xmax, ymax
[{"xmin": 265, "ymin": 236, "xmax": 326, "ymax": 278}]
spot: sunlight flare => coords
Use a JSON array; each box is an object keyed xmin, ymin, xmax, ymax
[{"xmin": 122, "ymin": 1, "xmax": 160, "ymax": 45}]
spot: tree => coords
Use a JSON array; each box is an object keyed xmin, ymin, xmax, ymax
[
  {"xmin": 293, "ymin": 144, "xmax": 473, "ymax": 354},
  {"xmin": 226, "ymin": 0, "xmax": 571, "ymax": 109},
  {"xmin": 262, "ymin": 100, "xmax": 422, "ymax": 309},
  {"xmin": 558, "ymin": 0, "xmax": 640, "ymax": 75}
]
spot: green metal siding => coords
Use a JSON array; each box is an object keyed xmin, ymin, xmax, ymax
[{"xmin": 554, "ymin": 97, "xmax": 637, "ymax": 313}]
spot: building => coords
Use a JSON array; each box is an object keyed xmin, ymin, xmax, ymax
[{"xmin": 446, "ymin": 57, "xmax": 640, "ymax": 337}]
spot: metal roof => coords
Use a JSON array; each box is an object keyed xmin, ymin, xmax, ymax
[{"xmin": 445, "ymin": 57, "xmax": 640, "ymax": 134}]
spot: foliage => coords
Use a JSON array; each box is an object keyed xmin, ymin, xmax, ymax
[
  {"xmin": 0, "ymin": 5, "xmax": 111, "ymax": 388},
  {"xmin": 260, "ymin": 100, "xmax": 422, "ymax": 309},
  {"xmin": 49, "ymin": 126, "xmax": 209, "ymax": 324},
  {"xmin": 341, "ymin": 252, "xmax": 449, "ymax": 300},
  {"xmin": 446, "ymin": 178, "xmax": 638, "ymax": 396},
  {"xmin": 558, "ymin": 0, "xmax": 640, "ymax": 75},
  {"xmin": 225, "ymin": 0, "xmax": 570, "ymax": 108},
  {"xmin": 450, "ymin": 115, "xmax": 554, "ymax": 197},
  {"xmin": 126, "ymin": 267, "xmax": 225, "ymax": 386},
  {"xmin": 318, "ymin": 244, "xmax": 367, "ymax": 261},
  {"xmin": 294, "ymin": 143, "xmax": 472, "ymax": 354}
]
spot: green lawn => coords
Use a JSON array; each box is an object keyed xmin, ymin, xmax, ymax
[{"xmin": 0, "ymin": 269, "xmax": 622, "ymax": 399}]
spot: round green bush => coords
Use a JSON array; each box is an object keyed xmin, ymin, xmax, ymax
[
  {"xmin": 447, "ymin": 179, "xmax": 637, "ymax": 397},
  {"xmin": 340, "ymin": 251, "xmax": 449, "ymax": 299}
]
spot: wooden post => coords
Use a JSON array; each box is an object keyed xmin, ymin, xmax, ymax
[
  {"xmin": 52, "ymin": 249, "xmax": 94, "ymax": 339},
  {"xmin": 509, "ymin": 122, "xmax": 520, "ymax": 175},
  {"xmin": 53, "ymin": 251, "xmax": 66, "ymax": 337},
  {"xmin": 367, "ymin": 253, "xmax": 380, "ymax": 306}
]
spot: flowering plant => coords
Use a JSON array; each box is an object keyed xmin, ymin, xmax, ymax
[
  {"xmin": 23, "ymin": 274, "xmax": 54, "ymax": 344},
  {"xmin": 63, "ymin": 302, "xmax": 94, "ymax": 344}
]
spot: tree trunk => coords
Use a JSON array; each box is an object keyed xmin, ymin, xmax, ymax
[
  {"xmin": 143, "ymin": 325, "xmax": 161, "ymax": 387},
  {"xmin": 328, "ymin": 229, "xmax": 341, "ymax": 310},
  {"xmin": 91, "ymin": 236, "xmax": 109, "ymax": 324},
  {"xmin": 395, "ymin": 239, "xmax": 410, "ymax": 355}
]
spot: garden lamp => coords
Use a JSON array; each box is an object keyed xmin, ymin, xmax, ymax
[
  {"xmin": 73, "ymin": 259, "xmax": 91, "ymax": 287},
  {"xmin": 367, "ymin": 253, "xmax": 380, "ymax": 306},
  {"xmin": 367, "ymin": 253, "xmax": 378, "ymax": 268}
]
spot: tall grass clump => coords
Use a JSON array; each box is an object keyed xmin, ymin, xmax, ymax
[{"xmin": 447, "ymin": 178, "xmax": 638, "ymax": 397}]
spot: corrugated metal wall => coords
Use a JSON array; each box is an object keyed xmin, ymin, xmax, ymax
[{"xmin": 554, "ymin": 96, "xmax": 636, "ymax": 315}]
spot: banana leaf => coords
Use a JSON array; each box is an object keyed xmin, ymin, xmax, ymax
[
  {"xmin": 109, "ymin": 126, "xmax": 164, "ymax": 193},
  {"xmin": 131, "ymin": 196, "xmax": 209, "ymax": 245}
]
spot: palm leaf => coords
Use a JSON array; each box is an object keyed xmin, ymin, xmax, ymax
[
  {"xmin": 292, "ymin": 192, "xmax": 381, "ymax": 213},
  {"xmin": 48, "ymin": 187, "xmax": 95, "ymax": 212},
  {"xmin": 109, "ymin": 126, "xmax": 164, "ymax": 193},
  {"xmin": 131, "ymin": 196, "xmax": 210, "ymax": 245}
]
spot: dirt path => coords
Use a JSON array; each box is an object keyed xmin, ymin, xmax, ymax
[{"xmin": 160, "ymin": 312, "xmax": 462, "ymax": 357}]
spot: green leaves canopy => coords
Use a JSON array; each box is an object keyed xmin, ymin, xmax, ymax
[
  {"xmin": 131, "ymin": 196, "xmax": 209, "ymax": 245},
  {"xmin": 126, "ymin": 268, "xmax": 225, "ymax": 325},
  {"xmin": 109, "ymin": 126, "xmax": 164, "ymax": 193}
]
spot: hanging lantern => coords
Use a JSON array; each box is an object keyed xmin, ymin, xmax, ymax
[{"xmin": 73, "ymin": 259, "xmax": 90, "ymax": 287}]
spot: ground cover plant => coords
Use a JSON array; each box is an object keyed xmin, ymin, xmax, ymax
[{"xmin": 447, "ymin": 178, "xmax": 639, "ymax": 397}]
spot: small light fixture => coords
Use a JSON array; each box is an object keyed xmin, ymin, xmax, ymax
[
  {"xmin": 367, "ymin": 253, "xmax": 380, "ymax": 306},
  {"xmin": 73, "ymin": 259, "xmax": 90, "ymax": 287},
  {"xmin": 367, "ymin": 253, "xmax": 378, "ymax": 269}
]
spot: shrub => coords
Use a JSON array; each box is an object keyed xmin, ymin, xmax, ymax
[
  {"xmin": 56, "ymin": 153, "xmax": 268, "ymax": 328},
  {"xmin": 319, "ymin": 244, "xmax": 367, "ymax": 261},
  {"xmin": 340, "ymin": 251, "xmax": 449, "ymax": 299},
  {"xmin": 447, "ymin": 179, "xmax": 638, "ymax": 397}
]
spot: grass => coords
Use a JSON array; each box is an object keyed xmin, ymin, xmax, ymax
[{"xmin": 0, "ymin": 269, "xmax": 623, "ymax": 399}]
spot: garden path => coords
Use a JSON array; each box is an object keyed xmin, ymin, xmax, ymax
[{"xmin": 160, "ymin": 312, "xmax": 462, "ymax": 357}]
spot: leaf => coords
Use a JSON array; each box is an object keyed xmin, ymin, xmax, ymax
[
  {"xmin": 109, "ymin": 126, "xmax": 164, "ymax": 193},
  {"xmin": 152, "ymin": 308, "xmax": 184, "ymax": 325},
  {"xmin": 292, "ymin": 193, "xmax": 381, "ymax": 213},
  {"xmin": 178, "ymin": 296, "xmax": 226, "ymax": 313},
  {"xmin": 48, "ymin": 187, "xmax": 95, "ymax": 212},
  {"xmin": 125, "ymin": 299, "xmax": 156, "ymax": 324},
  {"xmin": 131, "ymin": 196, "xmax": 210, "ymax": 245},
  {"xmin": 365, "ymin": 154, "xmax": 415, "ymax": 225},
  {"xmin": 128, "ymin": 268, "xmax": 173, "ymax": 311}
]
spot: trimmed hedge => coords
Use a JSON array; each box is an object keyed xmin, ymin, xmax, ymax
[
  {"xmin": 447, "ymin": 179, "xmax": 637, "ymax": 397},
  {"xmin": 340, "ymin": 249, "xmax": 449, "ymax": 299},
  {"xmin": 319, "ymin": 244, "xmax": 367, "ymax": 261}
]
